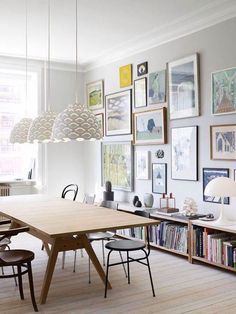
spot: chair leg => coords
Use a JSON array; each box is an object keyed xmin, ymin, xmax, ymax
[
  {"xmin": 127, "ymin": 251, "xmax": 130, "ymax": 284},
  {"xmin": 104, "ymin": 250, "xmax": 112, "ymax": 298},
  {"xmin": 118, "ymin": 251, "xmax": 127, "ymax": 278},
  {"xmin": 12, "ymin": 266, "xmax": 18, "ymax": 286},
  {"xmin": 144, "ymin": 252, "xmax": 155, "ymax": 297},
  {"xmin": 88, "ymin": 257, "xmax": 91, "ymax": 284},
  {"xmin": 41, "ymin": 243, "xmax": 44, "ymax": 250},
  {"xmin": 17, "ymin": 265, "xmax": 24, "ymax": 300},
  {"xmin": 1, "ymin": 266, "xmax": 4, "ymax": 275},
  {"xmin": 27, "ymin": 262, "xmax": 39, "ymax": 312},
  {"xmin": 102, "ymin": 240, "xmax": 105, "ymax": 266},
  {"xmin": 80, "ymin": 249, "xmax": 83, "ymax": 258},
  {"xmin": 62, "ymin": 251, "xmax": 66, "ymax": 269},
  {"xmin": 73, "ymin": 250, "xmax": 77, "ymax": 273}
]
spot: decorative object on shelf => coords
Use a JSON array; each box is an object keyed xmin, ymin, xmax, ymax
[
  {"xmin": 143, "ymin": 193, "xmax": 154, "ymax": 208},
  {"xmin": 212, "ymin": 67, "xmax": 236, "ymax": 115},
  {"xmin": 182, "ymin": 197, "xmax": 198, "ymax": 215},
  {"xmin": 134, "ymin": 77, "xmax": 147, "ymax": 108},
  {"xmin": 168, "ymin": 53, "xmax": 200, "ymax": 120},
  {"xmin": 148, "ymin": 70, "xmax": 166, "ymax": 104},
  {"xmin": 95, "ymin": 113, "xmax": 104, "ymax": 137},
  {"xmin": 136, "ymin": 151, "xmax": 150, "ymax": 180},
  {"xmin": 103, "ymin": 180, "xmax": 114, "ymax": 201},
  {"xmin": 171, "ymin": 126, "xmax": 198, "ymax": 181},
  {"xmin": 210, "ymin": 124, "xmax": 236, "ymax": 160},
  {"xmin": 137, "ymin": 61, "xmax": 148, "ymax": 76},
  {"xmin": 101, "ymin": 142, "xmax": 133, "ymax": 192},
  {"xmin": 119, "ymin": 64, "xmax": 132, "ymax": 88},
  {"xmin": 203, "ymin": 168, "xmax": 229, "ymax": 204},
  {"xmin": 159, "ymin": 193, "xmax": 177, "ymax": 213},
  {"xmin": 105, "ymin": 89, "xmax": 132, "ymax": 136},
  {"xmin": 134, "ymin": 108, "xmax": 167, "ymax": 145},
  {"xmin": 132, "ymin": 195, "xmax": 142, "ymax": 207},
  {"xmin": 155, "ymin": 149, "xmax": 164, "ymax": 159},
  {"xmin": 86, "ymin": 79, "xmax": 104, "ymax": 110},
  {"xmin": 204, "ymin": 177, "xmax": 236, "ymax": 225},
  {"xmin": 152, "ymin": 163, "xmax": 167, "ymax": 194}
]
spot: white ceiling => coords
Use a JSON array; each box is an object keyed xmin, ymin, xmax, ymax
[{"xmin": 0, "ymin": 0, "xmax": 236, "ymax": 70}]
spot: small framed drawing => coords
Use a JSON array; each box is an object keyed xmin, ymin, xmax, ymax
[
  {"xmin": 137, "ymin": 61, "xmax": 148, "ymax": 76},
  {"xmin": 134, "ymin": 77, "xmax": 147, "ymax": 108},
  {"xmin": 86, "ymin": 80, "xmax": 104, "ymax": 110},
  {"xmin": 149, "ymin": 70, "xmax": 166, "ymax": 104},
  {"xmin": 203, "ymin": 168, "xmax": 229, "ymax": 204},
  {"xmin": 168, "ymin": 53, "xmax": 200, "ymax": 120},
  {"xmin": 136, "ymin": 151, "xmax": 149, "ymax": 180},
  {"xmin": 210, "ymin": 124, "xmax": 236, "ymax": 160},
  {"xmin": 133, "ymin": 108, "xmax": 167, "ymax": 145},
  {"xmin": 95, "ymin": 113, "xmax": 104, "ymax": 137},
  {"xmin": 101, "ymin": 142, "xmax": 133, "ymax": 191},
  {"xmin": 105, "ymin": 89, "xmax": 132, "ymax": 136},
  {"xmin": 152, "ymin": 163, "xmax": 167, "ymax": 194},
  {"xmin": 212, "ymin": 67, "xmax": 236, "ymax": 115},
  {"xmin": 119, "ymin": 64, "xmax": 132, "ymax": 88},
  {"xmin": 171, "ymin": 126, "xmax": 198, "ymax": 181}
]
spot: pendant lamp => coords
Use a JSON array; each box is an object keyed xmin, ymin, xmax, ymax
[
  {"xmin": 10, "ymin": 0, "xmax": 33, "ymax": 144},
  {"xmin": 51, "ymin": 0, "xmax": 102, "ymax": 142},
  {"xmin": 28, "ymin": 0, "xmax": 57, "ymax": 143}
]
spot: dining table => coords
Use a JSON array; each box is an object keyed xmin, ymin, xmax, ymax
[{"xmin": 0, "ymin": 194, "xmax": 158, "ymax": 304}]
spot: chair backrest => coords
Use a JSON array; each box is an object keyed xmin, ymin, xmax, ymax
[
  {"xmin": 100, "ymin": 200, "xmax": 119, "ymax": 210},
  {"xmin": 83, "ymin": 193, "xmax": 96, "ymax": 204},
  {"xmin": 134, "ymin": 210, "xmax": 151, "ymax": 253},
  {"xmin": 61, "ymin": 184, "xmax": 78, "ymax": 201}
]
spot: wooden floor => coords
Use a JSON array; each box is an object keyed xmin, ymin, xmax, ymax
[{"xmin": 1, "ymin": 233, "xmax": 236, "ymax": 314}]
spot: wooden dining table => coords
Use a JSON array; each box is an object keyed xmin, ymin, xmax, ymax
[{"xmin": 0, "ymin": 194, "xmax": 158, "ymax": 304}]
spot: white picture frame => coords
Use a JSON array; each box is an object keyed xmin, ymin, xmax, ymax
[{"xmin": 136, "ymin": 151, "xmax": 150, "ymax": 180}]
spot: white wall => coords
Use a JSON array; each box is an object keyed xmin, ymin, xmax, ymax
[{"xmin": 83, "ymin": 17, "xmax": 236, "ymax": 220}]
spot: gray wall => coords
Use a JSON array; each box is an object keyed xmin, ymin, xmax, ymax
[{"xmin": 83, "ymin": 17, "xmax": 236, "ymax": 220}]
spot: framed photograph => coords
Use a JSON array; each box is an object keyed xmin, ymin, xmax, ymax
[
  {"xmin": 119, "ymin": 64, "xmax": 132, "ymax": 88},
  {"xmin": 152, "ymin": 163, "xmax": 167, "ymax": 194},
  {"xmin": 136, "ymin": 151, "xmax": 150, "ymax": 180},
  {"xmin": 210, "ymin": 124, "xmax": 236, "ymax": 160},
  {"xmin": 212, "ymin": 67, "xmax": 236, "ymax": 115},
  {"xmin": 105, "ymin": 89, "xmax": 132, "ymax": 136},
  {"xmin": 134, "ymin": 77, "xmax": 147, "ymax": 108},
  {"xmin": 171, "ymin": 126, "xmax": 198, "ymax": 181},
  {"xmin": 86, "ymin": 80, "xmax": 104, "ymax": 110},
  {"xmin": 95, "ymin": 113, "xmax": 104, "ymax": 137},
  {"xmin": 101, "ymin": 142, "xmax": 133, "ymax": 191},
  {"xmin": 203, "ymin": 168, "xmax": 229, "ymax": 204},
  {"xmin": 149, "ymin": 70, "xmax": 166, "ymax": 104},
  {"xmin": 168, "ymin": 53, "xmax": 200, "ymax": 120},
  {"xmin": 137, "ymin": 61, "xmax": 148, "ymax": 76},
  {"xmin": 133, "ymin": 108, "xmax": 167, "ymax": 145}
]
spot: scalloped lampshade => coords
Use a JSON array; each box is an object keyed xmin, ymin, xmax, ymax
[
  {"xmin": 51, "ymin": 103, "xmax": 102, "ymax": 142},
  {"xmin": 10, "ymin": 118, "xmax": 33, "ymax": 144}
]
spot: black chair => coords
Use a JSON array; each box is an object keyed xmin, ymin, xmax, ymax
[
  {"xmin": 104, "ymin": 210, "xmax": 155, "ymax": 298},
  {"xmin": 61, "ymin": 184, "xmax": 78, "ymax": 201},
  {"xmin": 0, "ymin": 220, "xmax": 38, "ymax": 312}
]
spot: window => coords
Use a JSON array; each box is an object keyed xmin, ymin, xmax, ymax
[{"xmin": 0, "ymin": 67, "xmax": 39, "ymax": 181}]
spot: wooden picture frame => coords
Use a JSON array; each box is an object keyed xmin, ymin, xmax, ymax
[
  {"xmin": 95, "ymin": 113, "xmax": 104, "ymax": 137},
  {"xmin": 133, "ymin": 108, "xmax": 167, "ymax": 145},
  {"xmin": 210, "ymin": 124, "xmax": 236, "ymax": 160},
  {"xmin": 134, "ymin": 77, "xmax": 147, "ymax": 108},
  {"xmin": 86, "ymin": 79, "xmax": 104, "ymax": 110},
  {"xmin": 136, "ymin": 151, "xmax": 150, "ymax": 180},
  {"xmin": 152, "ymin": 163, "xmax": 167, "ymax": 194},
  {"xmin": 119, "ymin": 64, "xmax": 132, "ymax": 88}
]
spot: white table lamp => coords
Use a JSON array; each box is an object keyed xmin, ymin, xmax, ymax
[{"xmin": 204, "ymin": 177, "xmax": 236, "ymax": 225}]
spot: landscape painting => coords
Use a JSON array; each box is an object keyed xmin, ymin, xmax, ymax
[
  {"xmin": 87, "ymin": 80, "xmax": 104, "ymax": 110},
  {"xmin": 148, "ymin": 70, "xmax": 166, "ymax": 104}
]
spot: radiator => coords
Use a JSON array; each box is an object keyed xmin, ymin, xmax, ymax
[{"xmin": 0, "ymin": 184, "xmax": 10, "ymax": 196}]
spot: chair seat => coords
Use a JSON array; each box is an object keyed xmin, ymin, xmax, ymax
[
  {"xmin": 105, "ymin": 239, "xmax": 146, "ymax": 251},
  {"xmin": 87, "ymin": 231, "xmax": 114, "ymax": 241},
  {"xmin": 0, "ymin": 249, "xmax": 34, "ymax": 265}
]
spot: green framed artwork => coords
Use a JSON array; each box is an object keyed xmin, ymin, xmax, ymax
[
  {"xmin": 148, "ymin": 70, "xmax": 166, "ymax": 104},
  {"xmin": 212, "ymin": 67, "xmax": 236, "ymax": 115},
  {"xmin": 95, "ymin": 113, "xmax": 104, "ymax": 137},
  {"xmin": 87, "ymin": 79, "xmax": 104, "ymax": 110},
  {"xmin": 101, "ymin": 142, "xmax": 133, "ymax": 191}
]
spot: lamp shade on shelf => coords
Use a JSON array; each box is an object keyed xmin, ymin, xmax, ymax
[
  {"xmin": 10, "ymin": 118, "xmax": 33, "ymax": 144},
  {"xmin": 204, "ymin": 177, "xmax": 236, "ymax": 198}
]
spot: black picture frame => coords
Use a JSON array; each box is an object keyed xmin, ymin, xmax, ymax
[
  {"xmin": 152, "ymin": 163, "xmax": 167, "ymax": 194},
  {"xmin": 134, "ymin": 77, "xmax": 147, "ymax": 109},
  {"xmin": 137, "ymin": 61, "xmax": 148, "ymax": 76}
]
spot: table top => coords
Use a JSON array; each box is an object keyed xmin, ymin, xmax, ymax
[{"xmin": 0, "ymin": 194, "xmax": 158, "ymax": 238}]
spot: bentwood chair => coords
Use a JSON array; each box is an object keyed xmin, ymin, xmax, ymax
[
  {"xmin": 104, "ymin": 210, "xmax": 155, "ymax": 298},
  {"xmin": 0, "ymin": 220, "xmax": 38, "ymax": 312}
]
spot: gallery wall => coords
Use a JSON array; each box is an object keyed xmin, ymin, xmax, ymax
[{"xmin": 83, "ymin": 17, "xmax": 236, "ymax": 219}]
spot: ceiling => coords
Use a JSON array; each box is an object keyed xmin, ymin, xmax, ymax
[{"xmin": 0, "ymin": 0, "xmax": 236, "ymax": 70}]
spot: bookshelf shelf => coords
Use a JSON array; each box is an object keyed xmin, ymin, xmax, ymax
[
  {"xmin": 191, "ymin": 256, "xmax": 236, "ymax": 273},
  {"xmin": 150, "ymin": 243, "xmax": 189, "ymax": 257}
]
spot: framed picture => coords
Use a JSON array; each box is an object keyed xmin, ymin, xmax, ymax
[
  {"xmin": 212, "ymin": 67, "xmax": 236, "ymax": 115},
  {"xmin": 210, "ymin": 124, "xmax": 236, "ymax": 160},
  {"xmin": 168, "ymin": 53, "xmax": 200, "ymax": 120},
  {"xmin": 133, "ymin": 108, "xmax": 167, "ymax": 145},
  {"xmin": 136, "ymin": 151, "xmax": 150, "ymax": 180},
  {"xmin": 86, "ymin": 80, "xmax": 104, "ymax": 110},
  {"xmin": 134, "ymin": 77, "xmax": 147, "ymax": 108},
  {"xmin": 203, "ymin": 168, "xmax": 229, "ymax": 204},
  {"xmin": 119, "ymin": 64, "xmax": 132, "ymax": 88},
  {"xmin": 234, "ymin": 169, "xmax": 236, "ymax": 181},
  {"xmin": 149, "ymin": 70, "xmax": 166, "ymax": 104},
  {"xmin": 137, "ymin": 61, "xmax": 148, "ymax": 76},
  {"xmin": 95, "ymin": 113, "xmax": 104, "ymax": 137},
  {"xmin": 105, "ymin": 89, "xmax": 132, "ymax": 136},
  {"xmin": 171, "ymin": 126, "xmax": 198, "ymax": 181},
  {"xmin": 101, "ymin": 142, "xmax": 133, "ymax": 191},
  {"xmin": 152, "ymin": 163, "xmax": 167, "ymax": 194}
]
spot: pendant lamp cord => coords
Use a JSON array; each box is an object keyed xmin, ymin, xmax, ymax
[
  {"xmin": 47, "ymin": 0, "xmax": 51, "ymax": 111},
  {"xmin": 25, "ymin": 0, "xmax": 28, "ymax": 115},
  {"xmin": 75, "ymin": 0, "xmax": 78, "ymax": 103}
]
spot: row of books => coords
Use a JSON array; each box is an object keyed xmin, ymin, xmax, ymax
[
  {"xmin": 116, "ymin": 226, "xmax": 145, "ymax": 240},
  {"xmin": 193, "ymin": 226, "xmax": 236, "ymax": 267}
]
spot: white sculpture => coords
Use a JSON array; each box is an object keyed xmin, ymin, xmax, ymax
[{"xmin": 182, "ymin": 197, "xmax": 198, "ymax": 215}]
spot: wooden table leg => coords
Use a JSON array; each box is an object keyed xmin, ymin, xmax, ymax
[{"xmin": 81, "ymin": 234, "xmax": 112, "ymax": 289}]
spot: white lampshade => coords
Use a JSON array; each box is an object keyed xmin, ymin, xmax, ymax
[
  {"xmin": 51, "ymin": 103, "xmax": 102, "ymax": 142},
  {"xmin": 10, "ymin": 118, "xmax": 33, "ymax": 144},
  {"xmin": 28, "ymin": 111, "xmax": 57, "ymax": 143},
  {"xmin": 204, "ymin": 177, "xmax": 236, "ymax": 197}
]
